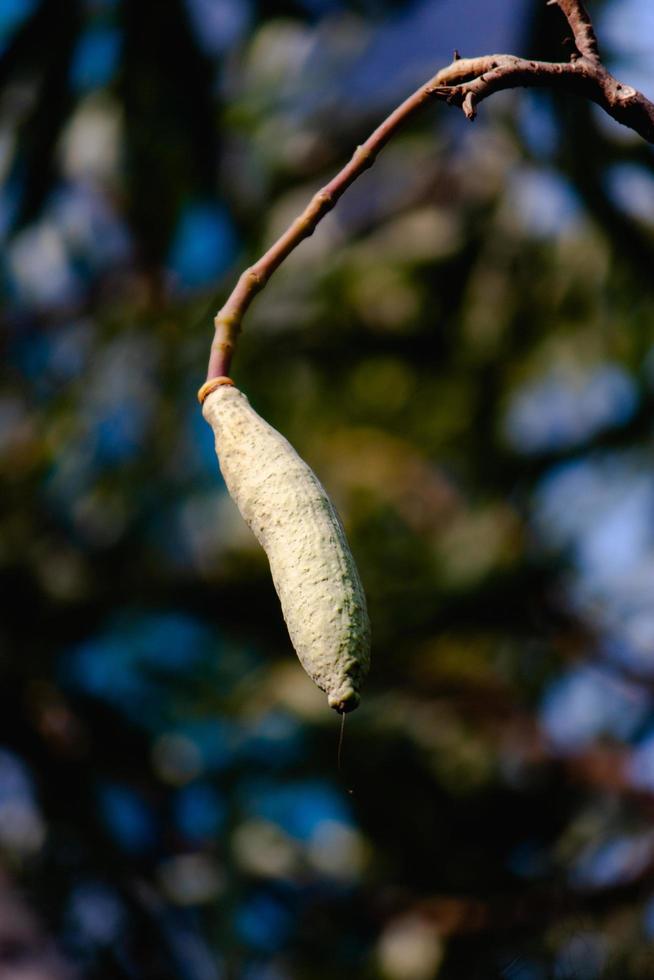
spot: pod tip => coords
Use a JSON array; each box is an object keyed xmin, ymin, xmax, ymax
[{"xmin": 329, "ymin": 689, "xmax": 360, "ymax": 714}]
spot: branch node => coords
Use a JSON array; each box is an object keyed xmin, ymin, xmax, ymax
[
  {"xmin": 353, "ymin": 144, "xmax": 374, "ymax": 168},
  {"xmin": 617, "ymin": 85, "xmax": 637, "ymax": 101},
  {"xmin": 315, "ymin": 189, "xmax": 334, "ymax": 209}
]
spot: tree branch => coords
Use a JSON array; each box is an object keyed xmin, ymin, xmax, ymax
[
  {"xmin": 429, "ymin": 53, "xmax": 654, "ymax": 138},
  {"xmin": 201, "ymin": 0, "xmax": 654, "ymax": 388},
  {"xmin": 549, "ymin": 0, "xmax": 601, "ymax": 62}
]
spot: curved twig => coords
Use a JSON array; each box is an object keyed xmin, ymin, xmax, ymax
[{"xmin": 205, "ymin": 0, "xmax": 654, "ymax": 382}]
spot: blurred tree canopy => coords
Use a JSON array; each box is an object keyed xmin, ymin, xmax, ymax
[{"xmin": 1, "ymin": 0, "xmax": 654, "ymax": 978}]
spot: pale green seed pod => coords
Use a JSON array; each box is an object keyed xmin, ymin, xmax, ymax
[{"xmin": 202, "ymin": 382, "xmax": 370, "ymax": 712}]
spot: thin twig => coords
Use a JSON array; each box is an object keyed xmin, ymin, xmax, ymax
[
  {"xmin": 206, "ymin": 78, "xmax": 442, "ymax": 379},
  {"xmin": 205, "ymin": 0, "xmax": 654, "ymax": 382}
]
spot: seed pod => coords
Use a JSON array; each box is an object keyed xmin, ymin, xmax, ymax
[{"xmin": 201, "ymin": 380, "xmax": 370, "ymax": 712}]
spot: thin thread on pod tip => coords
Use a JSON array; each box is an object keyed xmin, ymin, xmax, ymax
[
  {"xmin": 337, "ymin": 712, "xmax": 354, "ymax": 794},
  {"xmin": 337, "ymin": 711, "xmax": 346, "ymax": 772}
]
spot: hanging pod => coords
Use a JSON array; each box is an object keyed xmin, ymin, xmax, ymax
[{"xmin": 200, "ymin": 378, "xmax": 370, "ymax": 712}]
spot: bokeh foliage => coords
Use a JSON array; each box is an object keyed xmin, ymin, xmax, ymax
[{"xmin": 1, "ymin": 0, "xmax": 654, "ymax": 977}]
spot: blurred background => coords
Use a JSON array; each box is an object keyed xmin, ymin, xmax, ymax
[{"xmin": 1, "ymin": 0, "xmax": 654, "ymax": 977}]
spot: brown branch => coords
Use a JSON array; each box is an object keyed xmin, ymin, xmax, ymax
[
  {"xmin": 429, "ymin": 53, "xmax": 654, "ymax": 139},
  {"xmin": 203, "ymin": 0, "xmax": 654, "ymax": 384},
  {"xmin": 549, "ymin": 0, "xmax": 601, "ymax": 62}
]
